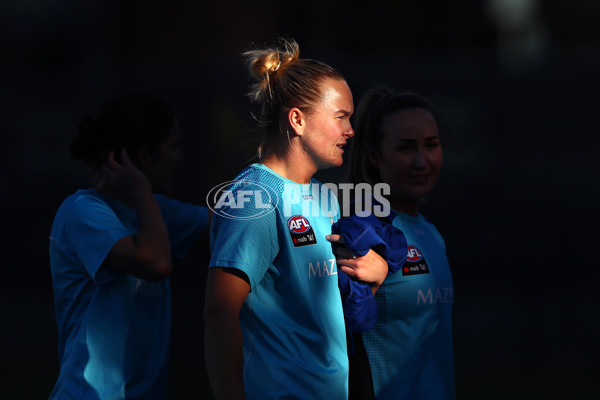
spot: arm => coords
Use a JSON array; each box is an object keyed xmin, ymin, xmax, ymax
[
  {"xmin": 101, "ymin": 149, "xmax": 172, "ymax": 281},
  {"xmin": 204, "ymin": 267, "xmax": 251, "ymax": 400}
]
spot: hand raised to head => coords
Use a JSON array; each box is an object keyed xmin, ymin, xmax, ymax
[{"xmin": 101, "ymin": 148, "xmax": 152, "ymax": 203}]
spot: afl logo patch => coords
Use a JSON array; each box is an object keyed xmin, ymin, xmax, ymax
[
  {"xmin": 403, "ymin": 245, "xmax": 430, "ymax": 276},
  {"xmin": 287, "ymin": 215, "xmax": 317, "ymax": 247},
  {"xmin": 406, "ymin": 246, "xmax": 423, "ymax": 262},
  {"xmin": 288, "ymin": 215, "xmax": 311, "ymax": 234}
]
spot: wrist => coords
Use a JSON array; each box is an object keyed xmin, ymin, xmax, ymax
[{"xmin": 131, "ymin": 184, "xmax": 155, "ymax": 205}]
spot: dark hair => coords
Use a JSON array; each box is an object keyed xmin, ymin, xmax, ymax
[
  {"xmin": 243, "ymin": 38, "xmax": 344, "ymax": 159},
  {"xmin": 70, "ymin": 92, "xmax": 175, "ymax": 167},
  {"xmin": 345, "ymin": 86, "xmax": 440, "ymax": 185}
]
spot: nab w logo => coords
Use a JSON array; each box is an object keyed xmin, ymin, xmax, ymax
[
  {"xmin": 288, "ymin": 215, "xmax": 311, "ymax": 233},
  {"xmin": 407, "ymin": 246, "xmax": 423, "ymax": 262}
]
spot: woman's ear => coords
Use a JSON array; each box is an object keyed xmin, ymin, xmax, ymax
[
  {"xmin": 288, "ymin": 107, "xmax": 305, "ymax": 136},
  {"xmin": 366, "ymin": 145, "xmax": 380, "ymax": 167}
]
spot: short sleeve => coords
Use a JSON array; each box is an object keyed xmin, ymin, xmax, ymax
[
  {"xmin": 155, "ymin": 194, "xmax": 209, "ymax": 259},
  {"xmin": 60, "ymin": 195, "xmax": 132, "ymax": 283},
  {"xmin": 208, "ymin": 183, "xmax": 279, "ymax": 290}
]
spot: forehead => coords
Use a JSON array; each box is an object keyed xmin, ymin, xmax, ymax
[
  {"xmin": 316, "ymin": 78, "xmax": 354, "ymax": 113},
  {"xmin": 381, "ymin": 108, "xmax": 437, "ymax": 140}
]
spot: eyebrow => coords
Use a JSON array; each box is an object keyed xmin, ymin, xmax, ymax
[{"xmin": 335, "ymin": 110, "xmax": 353, "ymax": 116}]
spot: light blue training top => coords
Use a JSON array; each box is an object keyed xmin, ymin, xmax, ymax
[
  {"xmin": 209, "ymin": 164, "xmax": 349, "ymax": 400},
  {"xmin": 49, "ymin": 189, "xmax": 208, "ymax": 400},
  {"xmin": 363, "ymin": 211, "xmax": 455, "ymax": 400}
]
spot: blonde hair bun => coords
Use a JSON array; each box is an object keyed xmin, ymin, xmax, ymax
[{"xmin": 244, "ymin": 38, "xmax": 300, "ymax": 101}]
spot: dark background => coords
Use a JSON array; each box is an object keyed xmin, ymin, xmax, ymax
[{"xmin": 2, "ymin": 0, "xmax": 599, "ymax": 399}]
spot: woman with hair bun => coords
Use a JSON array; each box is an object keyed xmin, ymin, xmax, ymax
[
  {"xmin": 48, "ymin": 92, "xmax": 210, "ymax": 399},
  {"xmin": 204, "ymin": 39, "xmax": 388, "ymax": 399}
]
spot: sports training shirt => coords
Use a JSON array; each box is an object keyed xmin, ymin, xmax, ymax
[{"xmin": 209, "ymin": 163, "xmax": 348, "ymax": 400}]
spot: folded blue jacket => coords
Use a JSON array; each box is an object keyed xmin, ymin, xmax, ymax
[
  {"xmin": 333, "ymin": 212, "xmax": 407, "ymax": 274},
  {"xmin": 333, "ymin": 210, "xmax": 408, "ymax": 335}
]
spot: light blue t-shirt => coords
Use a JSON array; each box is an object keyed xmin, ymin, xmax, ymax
[
  {"xmin": 49, "ymin": 189, "xmax": 208, "ymax": 400},
  {"xmin": 209, "ymin": 164, "xmax": 348, "ymax": 400},
  {"xmin": 363, "ymin": 211, "xmax": 455, "ymax": 400}
]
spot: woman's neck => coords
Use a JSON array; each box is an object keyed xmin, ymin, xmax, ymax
[
  {"xmin": 96, "ymin": 179, "xmax": 136, "ymax": 207},
  {"xmin": 389, "ymin": 196, "xmax": 421, "ymax": 216},
  {"xmin": 261, "ymin": 140, "xmax": 317, "ymax": 184}
]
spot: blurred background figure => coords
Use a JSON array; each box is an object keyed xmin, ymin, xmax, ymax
[
  {"xmin": 485, "ymin": 0, "xmax": 549, "ymax": 71},
  {"xmin": 48, "ymin": 92, "xmax": 209, "ymax": 399}
]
